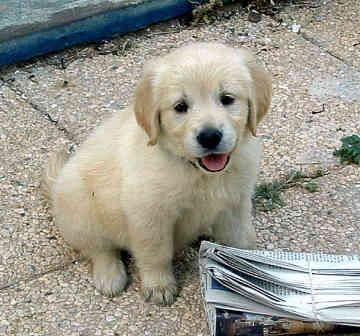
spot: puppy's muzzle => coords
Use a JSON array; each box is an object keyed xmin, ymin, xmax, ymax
[{"xmin": 195, "ymin": 127, "xmax": 231, "ymax": 173}]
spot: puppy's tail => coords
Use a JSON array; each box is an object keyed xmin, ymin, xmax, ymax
[{"xmin": 41, "ymin": 149, "xmax": 70, "ymax": 204}]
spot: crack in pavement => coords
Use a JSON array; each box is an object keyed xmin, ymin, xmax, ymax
[
  {"xmin": 2, "ymin": 81, "xmax": 76, "ymax": 143},
  {"xmin": 0, "ymin": 258, "xmax": 83, "ymax": 292},
  {"xmin": 300, "ymin": 31, "xmax": 357, "ymax": 69}
]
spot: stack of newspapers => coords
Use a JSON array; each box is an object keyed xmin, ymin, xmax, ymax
[{"xmin": 199, "ymin": 241, "xmax": 360, "ymax": 336}]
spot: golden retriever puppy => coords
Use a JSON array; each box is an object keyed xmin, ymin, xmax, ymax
[{"xmin": 42, "ymin": 43, "xmax": 271, "ymax": 305}]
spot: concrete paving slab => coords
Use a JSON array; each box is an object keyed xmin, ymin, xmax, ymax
[
  {"xmin": 276, "ymin": 0, "xmax": 360, "ymax": 68},
  {"xmin": 255, "ymin": 165, "xmax": 360, "ymax": 254},
  {"xmin": 0, "ymin": 85, "xmax": 76, "ymax": 287},
  {"xmin": 254, "ymin": 31, "xmax": 360, "ymax": 180},
  {"xmin": 0, "ymin": 248, "xmax": 208, "ymax": 336}
]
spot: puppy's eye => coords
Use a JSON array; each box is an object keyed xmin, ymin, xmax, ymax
[
  {"xmin": 220, "ymin": 94, "xmax": 235, "ymax": 106},
  {"xmin": 174, "ymin": 101, "xmax": 188, "ymax": 113}
]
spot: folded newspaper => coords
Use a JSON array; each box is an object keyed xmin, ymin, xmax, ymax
[{"xmin": 199, "ymin": 241, "xmax": 360, "ymax": 336}]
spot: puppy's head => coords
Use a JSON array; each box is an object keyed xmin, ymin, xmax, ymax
[{"xmin": 134, "ymin": 43, "xmax": 272, "ymax": 174}]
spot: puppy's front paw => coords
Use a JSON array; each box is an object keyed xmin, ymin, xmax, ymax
[
  {"xmin": 143, "ymin": 282, "xmax": 178, "ymax": 306},
  {"xmin": 92, "ymin": 254, "xmax": 127, "ymax": 297}
]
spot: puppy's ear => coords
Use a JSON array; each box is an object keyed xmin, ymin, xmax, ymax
[
  {"xmin": 134, "ymin": 63, "xmax": 160, "ymax": 145},
  {"xmin": 242, "ymin": 50, "xmax": 272, "ymax": 136}
]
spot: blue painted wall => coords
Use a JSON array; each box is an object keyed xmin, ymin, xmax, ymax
[{"xmin": 0, "ymin": 0, "xmax": 196, "ymax": 66}]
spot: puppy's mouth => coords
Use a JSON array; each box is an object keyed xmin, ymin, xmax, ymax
[{"xmin": 197, "ymin": 153, "xmax": 230, "ymax": 173}]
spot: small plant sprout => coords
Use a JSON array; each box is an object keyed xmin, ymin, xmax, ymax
[{"xmin": 334, "ymin": 135, "xmax": 360, "ymax": 165}]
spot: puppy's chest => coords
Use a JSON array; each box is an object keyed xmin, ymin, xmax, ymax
[{"xmin": 179, "ymin": 177, "xmax": 241, "ymax": 227}]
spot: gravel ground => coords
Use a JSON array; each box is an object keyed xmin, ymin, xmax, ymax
[{"xmin": 0, "ymin": 0, "xmax": 359, "ymax": 335}]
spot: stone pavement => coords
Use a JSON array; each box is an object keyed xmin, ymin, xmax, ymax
[{"xmin": 0, "ymin": 1, "xmax": 359, "ymax": 335}]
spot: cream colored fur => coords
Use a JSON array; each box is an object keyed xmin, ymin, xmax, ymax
[{"xmin": 42, "ymin": 43, "xmax": 272, "ymax": 305}]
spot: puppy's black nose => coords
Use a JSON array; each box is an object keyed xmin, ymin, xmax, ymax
[{"xmin": 197, "ymin": 128, "xmax": 223, "ymax": 150}]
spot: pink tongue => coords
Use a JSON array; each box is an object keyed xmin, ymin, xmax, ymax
[{"xmin": 201, "ymin": 154, "xmax": 229, "ymax": 172}]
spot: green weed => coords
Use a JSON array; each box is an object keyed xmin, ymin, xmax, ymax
[
  {"xmin": 334, "ymin": 135, "xmax": 360, "ymax": 165},
  {"xmin": 253, "ymin": 169, "xmax": 326, "ymax": 211}
]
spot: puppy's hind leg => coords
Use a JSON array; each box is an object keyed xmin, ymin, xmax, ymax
[
  {"xmin": 54, "ymin": 189, "xmax": 128, "ymax": 296},
  {"xmin": 91, "ymin": 250, "xmax": 128, "ymax": 297}
]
